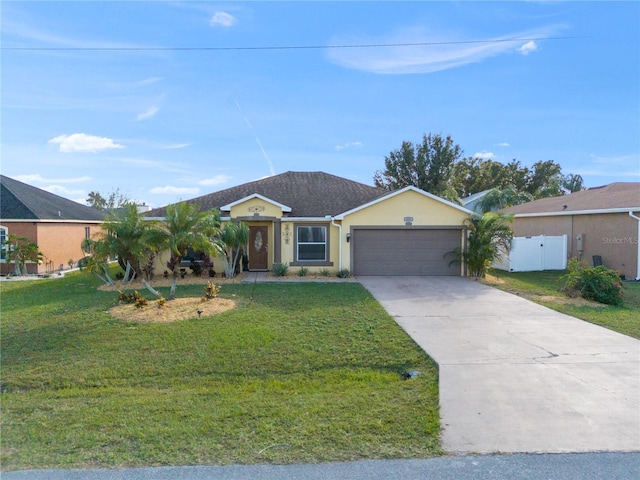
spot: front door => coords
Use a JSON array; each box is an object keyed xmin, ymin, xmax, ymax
[{"xmin": 249, "ymin": 226, "xmax": 268, "ymax": 270}]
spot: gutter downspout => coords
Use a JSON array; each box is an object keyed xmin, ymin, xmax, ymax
[
  {"xmin": 330, "ymin": 217, "xmax": 342, "ymax": 271},
  {"xmin": 629, "ymin": 211, "xmax": 640, "ymax": 281}
]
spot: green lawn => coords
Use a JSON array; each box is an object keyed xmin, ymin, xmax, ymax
[
  {"xmin": 0, "ymin": 273, "xmax": 441, "ymax": 471},
  {"xmin": 486, "ymin": 269, "xmax": 640, "ymax": 339}
]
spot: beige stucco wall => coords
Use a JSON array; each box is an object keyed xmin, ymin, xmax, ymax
[
  {"xmin": 340, "ymin": 190, "xmax": 470, "ymax": 273},
  {"xmin": 513, "ymin": 212, "xmax": 639, "ymax": 279},
  {"xmin": 228, "ymin": 198, "xmax": 284, "ymax": 219},
  {"xmin": 1, "ymin": 221, "xmax": 102, "ymax": 275}
]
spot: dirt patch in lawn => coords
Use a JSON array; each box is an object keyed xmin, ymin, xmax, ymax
[{"xmin": 109, "ymin": 297, "xmax": 237, "ymax": 323}]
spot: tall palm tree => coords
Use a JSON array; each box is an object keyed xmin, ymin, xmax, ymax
[
  {"xmin": 158, "ymin": 202, "xmax": 222, "ymax": 299},
  {"xmin": 449, "ymin": 213, "xmax": 514, "ymax": 277}
]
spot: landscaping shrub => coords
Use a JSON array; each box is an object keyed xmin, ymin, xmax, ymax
[
  {"xmin": 203, "ymin": 281, "xmax": 220, "ymax": 300},
  {"xmin": 297, "ymin": 266, "xmax": 308, "ymax": 277},
  {"xmin": 271, "ymin": 263, "xmax": 289, "ymax": 277},
  {"xmin": 560, "ymin": 259, "xmax": 624, "ymax": 306},
  {"xmin": 337, "ymin": 268, "xmax": 350, "ymax": 278}
]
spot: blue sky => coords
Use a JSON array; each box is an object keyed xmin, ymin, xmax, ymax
[{"xmin": 2, "ymin": 1, "xmax": 639, "ymax": 208}]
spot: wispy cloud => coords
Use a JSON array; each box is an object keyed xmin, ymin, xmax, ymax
[
  {"xmin": 49, "ymin": 133, "xmax": 124, "ymax": 153},
  {"xmin": 137, "ymin": 106, "xmax": 160, "ymax": 121},
  {"xmin": 42, "ymin": 184, "xmax": 85, "ymax": 197},
  {"xmin": 474, "ymin": 151, "xmax": 495, "ymax": 159},
  {"xmin": 210, "ymin": 11, "xmax": 237, "ymax": 27},
  {"xmin": 518, "ymin": 40, "xmax": 538, "ymax": 55},
  {"xmin": 496, "ymin": 142, "xmax": 511, "ymax": 147},
  {"xmin": 335, "ymin": 141, "xmax": 363, "ymax": 151},
  {"xmin": 13, "ymin": 174, "xmax": 92, "ymax": 184},
  {"xmin": 326, "ymin": 25, "xmax": 565, "ymax": 74},
  {"xmin": 198, "ymin": 175, "xmax": 231, "ymax": 186},
  {"xmin": 150, "ymin": 186, "xmax": 200, "ymax": 195},
  {"xmin": 160, "ymin": 143, "xmax": 191, "ymax": 150}
]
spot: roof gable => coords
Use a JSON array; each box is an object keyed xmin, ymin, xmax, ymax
[
  {"xmin": 0, "ymin": 175, "xmax": 105, "ymax": 221},
  {"xmin": 502, "ymin": 182, "xmax": 640, "ymax": 216},
  {"xmin": 220, "ymin": 193, "xmax": 292, "ymax": 213},
  {"xmin": 148, "ymin": 171, "xmax": 387, "ymax": 218},
  {"xmin": 336, "ymin": 186, "xmax": 472, "ymax": 219}
]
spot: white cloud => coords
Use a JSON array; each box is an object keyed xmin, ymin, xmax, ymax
[
  {"xmin": 210, "ymin": 11, "xmax": 237, "ymax": 27},
  {"xmin": 150, "ymin": 186, "xmax": 199, "ymax": 195},
  {"xmin": 518, "ymin": 41, "xmax": 538, "ymax": 55},
  {"xmin": 326, "ymin": 25, "xmax": 564, "ymax": 74},
  {"xmin": 496, "ymin": 142, "xmax": 511, "ymax": 147},
  {"xmin": 198, "ymin": 175, "xmax": 231, "ymax": 186},
  {"xmin": 335, "ymin": 141, "xmax": 363, "ymax": 151},
  {"xmin": 42, "ymin": 184, "xmax": 85, "ymax": 197},
  {"xmin": 137, "ymin": 106, "xmax": 160, "ymax": 121},
  {"xmin": 49, "ymin": 133, "xmax": 124, "ymax": 153},
  {"xmin": 474, "ymin": 151, "xmax": 495, "ymax": 159},
  {"xmin": 13, "ymin": 174, "xmax": 92, "ymax": 184}
]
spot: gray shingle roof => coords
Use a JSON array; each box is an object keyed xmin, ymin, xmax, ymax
[
  {"xmin": 147, "ymin": 171, "xmax": 387, "ymax": 218},
  {"xmin": 502, "ymin": 182, "xmax": 640, "ymax": 215},
  {"xmin": 0, "ymin": 175, "xmax": 105, "ymax": 221}
]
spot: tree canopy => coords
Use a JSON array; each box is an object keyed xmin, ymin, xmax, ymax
[
  {"xmin": 375, "ymin": 133, "xmax": 585, "ymax": 205},
  {"xmin": 86, "ymin": 189, "xmax": 132, "ymax": 211}
]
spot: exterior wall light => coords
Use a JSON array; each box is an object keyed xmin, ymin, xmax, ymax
[{"xmin": 346, "ymin": 233, "xmax": 351, "ymax": 242}]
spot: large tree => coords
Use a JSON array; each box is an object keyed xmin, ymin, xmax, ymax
[
  {"xmin": 158, "ymin": 202, "xmax": 223, "ymax": 300},
  {"xmin": 374, "ymin": 133, "xmax": 463, "ymax": 201}
]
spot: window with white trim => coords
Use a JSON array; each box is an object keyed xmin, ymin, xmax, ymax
[
  {"xmin": 296, "ymin": 225, "xmax": 326, "ymax": 261},
  {"xmin": 0, "ymin": 226, "xmax": 7, "ymax": 262}
]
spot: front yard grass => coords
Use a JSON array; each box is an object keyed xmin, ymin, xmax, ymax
[
  {"xmin": 484, "ymin": 269, "xmax": 640, "ymax": 339},
  {"xmin": 0, "ymin": 273, "xmax": 440, "ymax": 471}
]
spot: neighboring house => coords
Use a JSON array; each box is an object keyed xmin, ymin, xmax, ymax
[
  {"xmin": 462, "ymin": 189, "xmax": 491, "ymax": 213},
  {"xmin": 147, "ymin": 171, "xmax": 472, "ymax": 276},
  {"xmin": 500, "ymin": 182, "xmax": 640, "ymax": 280},
  {"xmin": 0, "ymin": 175, "xmax": 105, "ymax": 275}
]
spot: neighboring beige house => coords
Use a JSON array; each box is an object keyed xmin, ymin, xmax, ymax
[
  {"xmin": 147, "ymin": 171, "xmax": 472, "ymax": 276},
  {"xmin": 0, "ymin": 175, "xmax": 105, "ymax": 275},
  {"xmin": 501, "ymin": 182, "xmax": 640, "ymax": 280}
]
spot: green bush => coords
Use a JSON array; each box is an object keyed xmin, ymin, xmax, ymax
[
  {"xmin": 337, "ymin": 269, "xmax": 350, "ymax": 278},
  {"xmin": 560, "ymin": 259, "xmax": 624, "ymax": 306},
  {"xmin": 297, "ymin": 266, "xmax": 309, "ymax": 277},
  {"xmin": 319, "ymin": 268, "xmax": 331, "ymax": 277},
  {"xmin": 271, "ymin": 263, "xmax": 289, "ymax": 277}
]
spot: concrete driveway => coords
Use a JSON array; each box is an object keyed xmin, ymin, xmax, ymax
[{"xmin": 359, "ymin": 276, "xmax": 640, "ymax": 454}]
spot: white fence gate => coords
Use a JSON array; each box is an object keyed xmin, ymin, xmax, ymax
[{"xmin": 494, "ymin": 235, "xmax": 567, "ymax": 272}]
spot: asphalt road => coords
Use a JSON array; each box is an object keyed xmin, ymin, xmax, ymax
[{"xmin": 3, "ymin": 453, "xmax": 639, "ymax": 480}]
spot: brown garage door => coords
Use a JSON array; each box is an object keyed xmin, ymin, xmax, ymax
[{"xmin": 352, "ymin": 228, "xmax": 462, "ymax": 276}]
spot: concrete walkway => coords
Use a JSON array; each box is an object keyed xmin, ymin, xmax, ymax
[{"xmin": 358, "ymin": 276, "xmax": 640, "ymax": 454}]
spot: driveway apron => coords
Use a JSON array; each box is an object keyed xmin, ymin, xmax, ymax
[{"xmin": 359, "ymin": 276, "xmax": 640, "ymax": 454}]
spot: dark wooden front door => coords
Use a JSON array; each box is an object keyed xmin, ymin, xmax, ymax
[{"xmin": 249, "ymin": 226, "xmax": 268, "ymax": 270}]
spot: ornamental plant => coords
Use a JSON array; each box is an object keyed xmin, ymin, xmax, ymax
[{"xmin": 560, "ymin": 259, "xmax": 624, "ymax": 306}]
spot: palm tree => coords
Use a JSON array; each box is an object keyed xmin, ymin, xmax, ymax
[
  {"xmin": 218, "ymin": 221, "xmax": 249, "ymax": 278},
  {"xmin": 3, "ymin": 234, "xmax": 43, "ymax": 276},
  {"xmin": 92, "ymin": 204, "xmax": 158, "ymax": 284},
  {"xmin": 449, "ymin": 213, "xmax": 514, "ymax": 277},
  {"xmin": 478, "ymin": 186, "xmax": 533, "ymax": 213},
  {"xmin": 158, "ymin": 202, "xmax": 222, "ymax": 299}
]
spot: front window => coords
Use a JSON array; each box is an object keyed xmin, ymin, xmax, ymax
[
  {"xmin": 0, "ymin": 226, "xmax": 7, "ymax": 261},
  {"xmin": 297, "ymin": 226, "xmax": 326, "ymax": 261}
]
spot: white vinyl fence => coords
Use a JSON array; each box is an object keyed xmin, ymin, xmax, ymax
[{"xmin": 494, "ymin": 235, "xmax": 567, "ymax": 272}]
